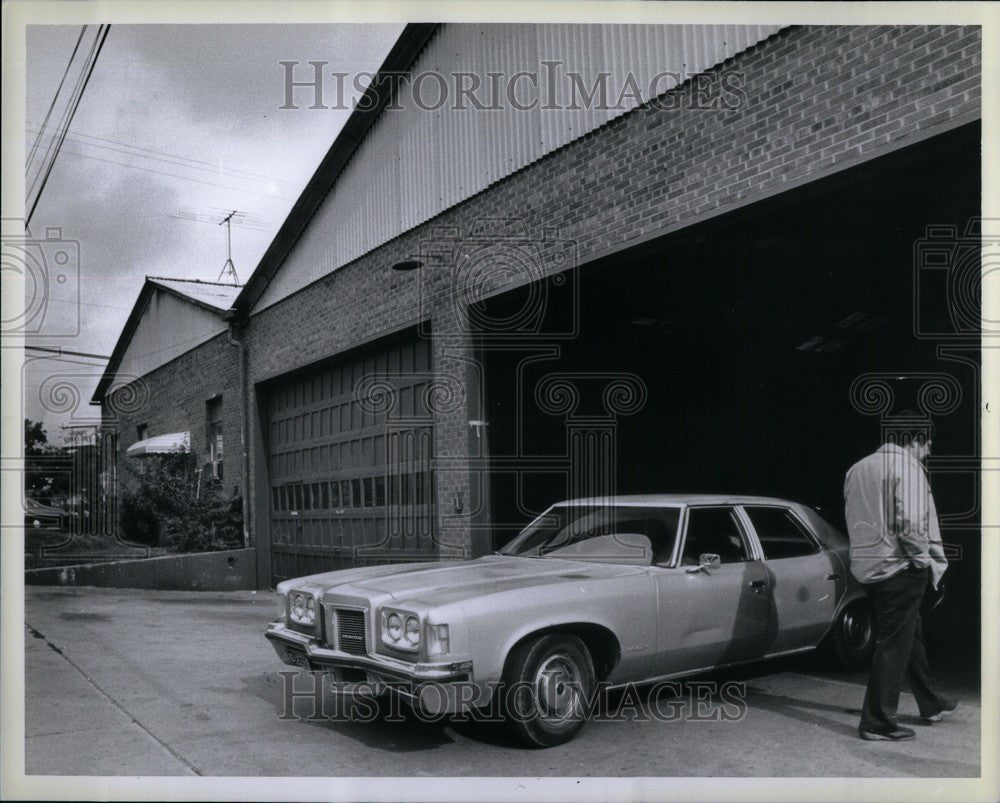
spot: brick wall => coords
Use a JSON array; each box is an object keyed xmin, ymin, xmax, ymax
[
  {"xmin": 103, "ymin": 330, "xmax": 244, "ymax": 499},
  {"xmin": 235, "ymin": 24, "xmax": 980, "ymax": 577}
]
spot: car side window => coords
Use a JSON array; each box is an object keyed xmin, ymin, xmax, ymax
[
  {"xmin": 681, "ymin": 507, "xmax": 750, "ymax": 565},
  {"xmin": 743, "ymin": 506, "xmax": 819, "ymax": 560}
]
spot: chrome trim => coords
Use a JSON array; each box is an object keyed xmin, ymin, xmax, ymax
[
  {"xmin": 266, "ymin": 622, "xmax": 472, "ymax": 682},
  {"xmin": 665, "ymin": 506, "xmax": 687, "ymax": 568},
  {"xmin": 379, "ymin": 607, "xmax": 421, "ymax": 653},
  {"xmin": 327, "ymin": 604, "xmax": 368, "ymax": 656},
  {"xmin": 605, "ymin": 645, "xmax": 816, "ymax": 691},
  {"xmin": 732, "ymin": 505, "xmax": 766, "ymax": 562}
]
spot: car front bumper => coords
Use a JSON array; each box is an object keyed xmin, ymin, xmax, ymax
[{"xmin": 265, "ymin": 622, "xmax": 476, "ymax": 713}]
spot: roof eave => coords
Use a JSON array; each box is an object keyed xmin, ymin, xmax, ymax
[
  {"xmin": 232, "ymin": 22, "xmax": 439, "ymax": 315},
  {"xmin": 91, "ymin": 278, "xmax": 232, "ymax": 404}
]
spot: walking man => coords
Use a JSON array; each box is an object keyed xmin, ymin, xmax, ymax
[{"xmin": 843, "ymin": 412, "xmax": 956, "ymax": 741}]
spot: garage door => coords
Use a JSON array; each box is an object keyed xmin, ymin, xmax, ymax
[{"xmin": 265, "ymin": 332, "xmax": 436, "ymax": 584}]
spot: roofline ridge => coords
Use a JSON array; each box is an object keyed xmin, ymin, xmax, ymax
[{"xmin": 148, "ymin": 276, "xmax": 244, "ymax": 288}]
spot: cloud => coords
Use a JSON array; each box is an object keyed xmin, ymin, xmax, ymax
[{"xmin": 20, "ymin": 23, "xmax": 402, "ymax": 441}]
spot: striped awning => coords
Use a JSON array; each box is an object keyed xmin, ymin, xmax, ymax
[{"xmin": 126, "ymin": 432, "xmax": 190, "ymax": 458}]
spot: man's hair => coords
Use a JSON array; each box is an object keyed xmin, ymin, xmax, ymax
[{"xmin": 883, "ymin": 408, "xmax": 935, "ymax": 447}]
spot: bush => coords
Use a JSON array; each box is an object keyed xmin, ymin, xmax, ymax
[{"xmin": 119, "ymin": 452, "xmax": 242, "ymax": 552}]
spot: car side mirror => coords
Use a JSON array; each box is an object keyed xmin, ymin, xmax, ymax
[{"xmin": 685, "ymin": 553, "xmax": 721, "ymax": 574}]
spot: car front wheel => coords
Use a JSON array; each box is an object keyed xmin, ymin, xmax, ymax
[
  {"xmin": 825, "ymin": 598, "xmax": 875, "ymax": 671},
  {"xmin": 501, "ymin": 633, "xmax": 595, "ymax": 748}
]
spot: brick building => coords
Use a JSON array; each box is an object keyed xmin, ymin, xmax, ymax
[
  {"xmin": 97, "ymin": 24, "xmax": 982, "ymax": 601},
  {"xmin": 95, "ymin": 277, "xmax": 245, "ymax": 505}
]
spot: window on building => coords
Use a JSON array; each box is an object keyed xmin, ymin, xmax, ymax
[
  {"xmin": 136, "ymin": 423, "xmax": 148, "ymax": 441},
  {"xmin": 206, "ymin": 397, "xmax": 223, "ymax": 480}
]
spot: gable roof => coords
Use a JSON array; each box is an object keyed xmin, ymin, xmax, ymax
[
  {"xmin": 147, "ymin": 276, "xmax": 242, "ymax": 312},
  {"xmin": 232, "ymin": 22, "xmax": 438, "ymax": 315},
  {"xmin": 91, "ymin": 277, "xmax": 243, "ymax": 403}
]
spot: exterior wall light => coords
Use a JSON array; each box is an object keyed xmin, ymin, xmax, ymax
[{"xmin": 390, "ymin": 259, "xmax": 424, "ymax": 271}]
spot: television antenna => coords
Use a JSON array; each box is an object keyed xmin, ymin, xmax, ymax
[{"xmin": 218, "ymin": 210, "xmax": 241, "ymax": 284}]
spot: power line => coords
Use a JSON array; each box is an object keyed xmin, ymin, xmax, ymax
[
  {"xmin": 28, "ymin": 26, "xmax": 101, "ymax": 202},
  {"xmin": 26, "ymin": 26, "xmax": 88, "ymax": 175},
  {"xmin": 25, "ymin": 345, "xmax": 110, "ymax": 360},
  {"xmin": 27, "ymin": 24, "xmax": 111, "ymax": 227},
  {"xmin": 44, "ymin": 145, "xmax": 295, "ymax": 202},
  {"xmin": 26, "ymin": 122, "xmax": 298, "ymax": 188}
]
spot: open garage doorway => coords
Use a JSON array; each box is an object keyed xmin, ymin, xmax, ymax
[{"xmin": 476, "ymin": 122, "xmax": 980, "ymax": 657}]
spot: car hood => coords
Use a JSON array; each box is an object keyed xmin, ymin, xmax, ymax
[{"xmin": 345, "ymin": 555, "xmax": 647, "ymax": 606}]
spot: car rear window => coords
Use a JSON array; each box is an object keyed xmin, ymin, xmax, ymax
[{"xmin": 744, "ymin": 506, "xmax": 819, "ymax": 560}]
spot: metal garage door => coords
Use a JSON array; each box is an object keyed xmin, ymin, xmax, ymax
[{"xmin": 266, "ymin": 332, "xmax": 436, "ymax": 584}]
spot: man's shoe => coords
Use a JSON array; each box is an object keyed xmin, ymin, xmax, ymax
[
  {"xmin": 924, "ymin": 700, "xmax": 959, "ymax": 722},
  {"xmin": 859, "ymin": 725, "xmax": 916, "ymax": 741}
]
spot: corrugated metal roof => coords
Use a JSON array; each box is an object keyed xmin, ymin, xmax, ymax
[
  {"xmin": 250, "ymin": 23, "xmax": 785, "ymax": 313},
  {"xmin": 148, "ymin": 277, "xmax": 242, "ymax": 311}
]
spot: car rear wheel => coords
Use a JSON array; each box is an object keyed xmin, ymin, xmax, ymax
[
  {"xmin": 825, "ymin": 598, "xmax": 875, "ymax": 671},
  {"xmin": 501, "ymin": 634, "xmax": 595, "ymax": 748}
]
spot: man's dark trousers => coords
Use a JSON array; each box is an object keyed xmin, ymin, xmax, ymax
[{"xmin": 860, "ymin": 565, "xmax": 950, "ymax": 733}]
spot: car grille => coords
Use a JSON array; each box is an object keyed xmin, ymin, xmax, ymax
[{"xmin": 335, "ymin": 609, "xmax": 367, "ymax": 655}]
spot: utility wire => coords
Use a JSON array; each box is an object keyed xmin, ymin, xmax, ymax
[
  {"xmin": 26, "ymin": 122, "xmax": 298, "ymax": 187},
  {"xmin": 26, "ymin": 26, "xmax": 88, "ymax": 175},
  {"xmin": 31, "ymin": 25, "xmax": 109, "ymax": 203},
  {"xmin": 25, "ymin": 345, "xmax": 110, "ymax": 360},
  {"xmin": 41, "ymin": 145, "xmax": 295, "ymax": 202},
  {"xmin": 27, "ymin": 27, "xmax": 101, "ymax": 201},
  {"xmin": 27, "ymin": 24, "xmax": 111, "ymax": 227}
]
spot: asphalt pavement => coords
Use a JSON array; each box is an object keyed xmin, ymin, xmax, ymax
[{"xmin": 20, "ymin": 586, "xmax": 982, "ymax": 779}]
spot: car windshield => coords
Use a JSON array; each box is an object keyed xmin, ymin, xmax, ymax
[{"xmin": 499, "ymin": 504, "xmax": 681, "ymax": 565}]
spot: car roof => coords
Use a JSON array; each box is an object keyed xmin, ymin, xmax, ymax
[{"xmin": 551, "ymin": 494, "xmax": 803, "ymax": 507}]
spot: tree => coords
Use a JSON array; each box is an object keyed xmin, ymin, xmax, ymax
[
  {"xmin": 24, "ymin": 419, "xmax": 69, "ymax": 498},
  {"xmin": 24, "ymin": 419, "xmax": 47, "ymax": 455},
  {"xmin": 119, "ymin": 451, "xmax": 243, "ymax": 552}
]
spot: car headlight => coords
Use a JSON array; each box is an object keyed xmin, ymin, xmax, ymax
[
  {"xmin": 289, "ymin": 592, "xmax": 316, "ymax": 625},
  {"xmin": 404, "ymin": 616, "xmax": 420, "ymax": 646},
  {"xmin": 381, "ymin": 609, "xmax": 420, "ymax": 651},
  {"xmin": 275, "ymin": 593, "xmax": 288, "ymax": 622}
]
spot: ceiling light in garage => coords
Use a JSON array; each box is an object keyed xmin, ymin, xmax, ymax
[
  {"xmin": 835, "ymin": 311, "xmax": 889, "ymax": 332},
  {"xmin": 796, "ymin": 336, "xmax": 825, "ymax": 351}
]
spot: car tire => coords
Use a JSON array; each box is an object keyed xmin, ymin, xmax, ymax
[
  {"xmin": 500, "ymin": 633, "xmax": 595, "ymax": 748},
  {"xmin": 824, "ymin": 598, "xmax": 875, "ymax": 671}
]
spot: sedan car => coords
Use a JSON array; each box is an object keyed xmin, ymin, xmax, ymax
[
  {"xmin": 265, "ymin": 495, "xmax": 874, "ymax": 747},
  {"xmin": 24, "ymin": 497, "xmax": 71, "ymax": 530}
]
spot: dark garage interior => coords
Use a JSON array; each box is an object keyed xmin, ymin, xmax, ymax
[{"xmin": 478, "ymin": 122, "xmax": 980, "ymax": 659}]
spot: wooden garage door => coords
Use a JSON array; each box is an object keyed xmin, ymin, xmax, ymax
[{"xmin": 266, "ymin": 332, "xmax": 436, "ymax": 584}]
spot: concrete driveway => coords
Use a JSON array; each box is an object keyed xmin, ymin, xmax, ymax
[{"xmin": 21, "ymin": 586, "xmax": 982, "ymax": 779}]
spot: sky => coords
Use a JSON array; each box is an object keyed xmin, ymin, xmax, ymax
[{"xmin": 21, "ymin": 22, "xmax": 402, "ymax": 444}]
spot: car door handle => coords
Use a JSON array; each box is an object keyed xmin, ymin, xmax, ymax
[
  {"xmin": 827, "ymin": 573, "xmax": 840, "ymax": 581},
  {"xmin": 749, "ymin": 580, "xmax": 767, "ymax": 589}
]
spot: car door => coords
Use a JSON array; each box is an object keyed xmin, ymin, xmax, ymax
[
  {"xmin": 739, "ymin": 504, "xmax": 842, "ymax": 653},
  {"xmin": 652, "ymin": 505, "xmax": 772, "ymax": 675}
]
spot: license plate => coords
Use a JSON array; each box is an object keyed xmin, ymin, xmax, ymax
[{"xmin": 283, "ymin": 647, "xmax": 309, "ymax": 667}]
